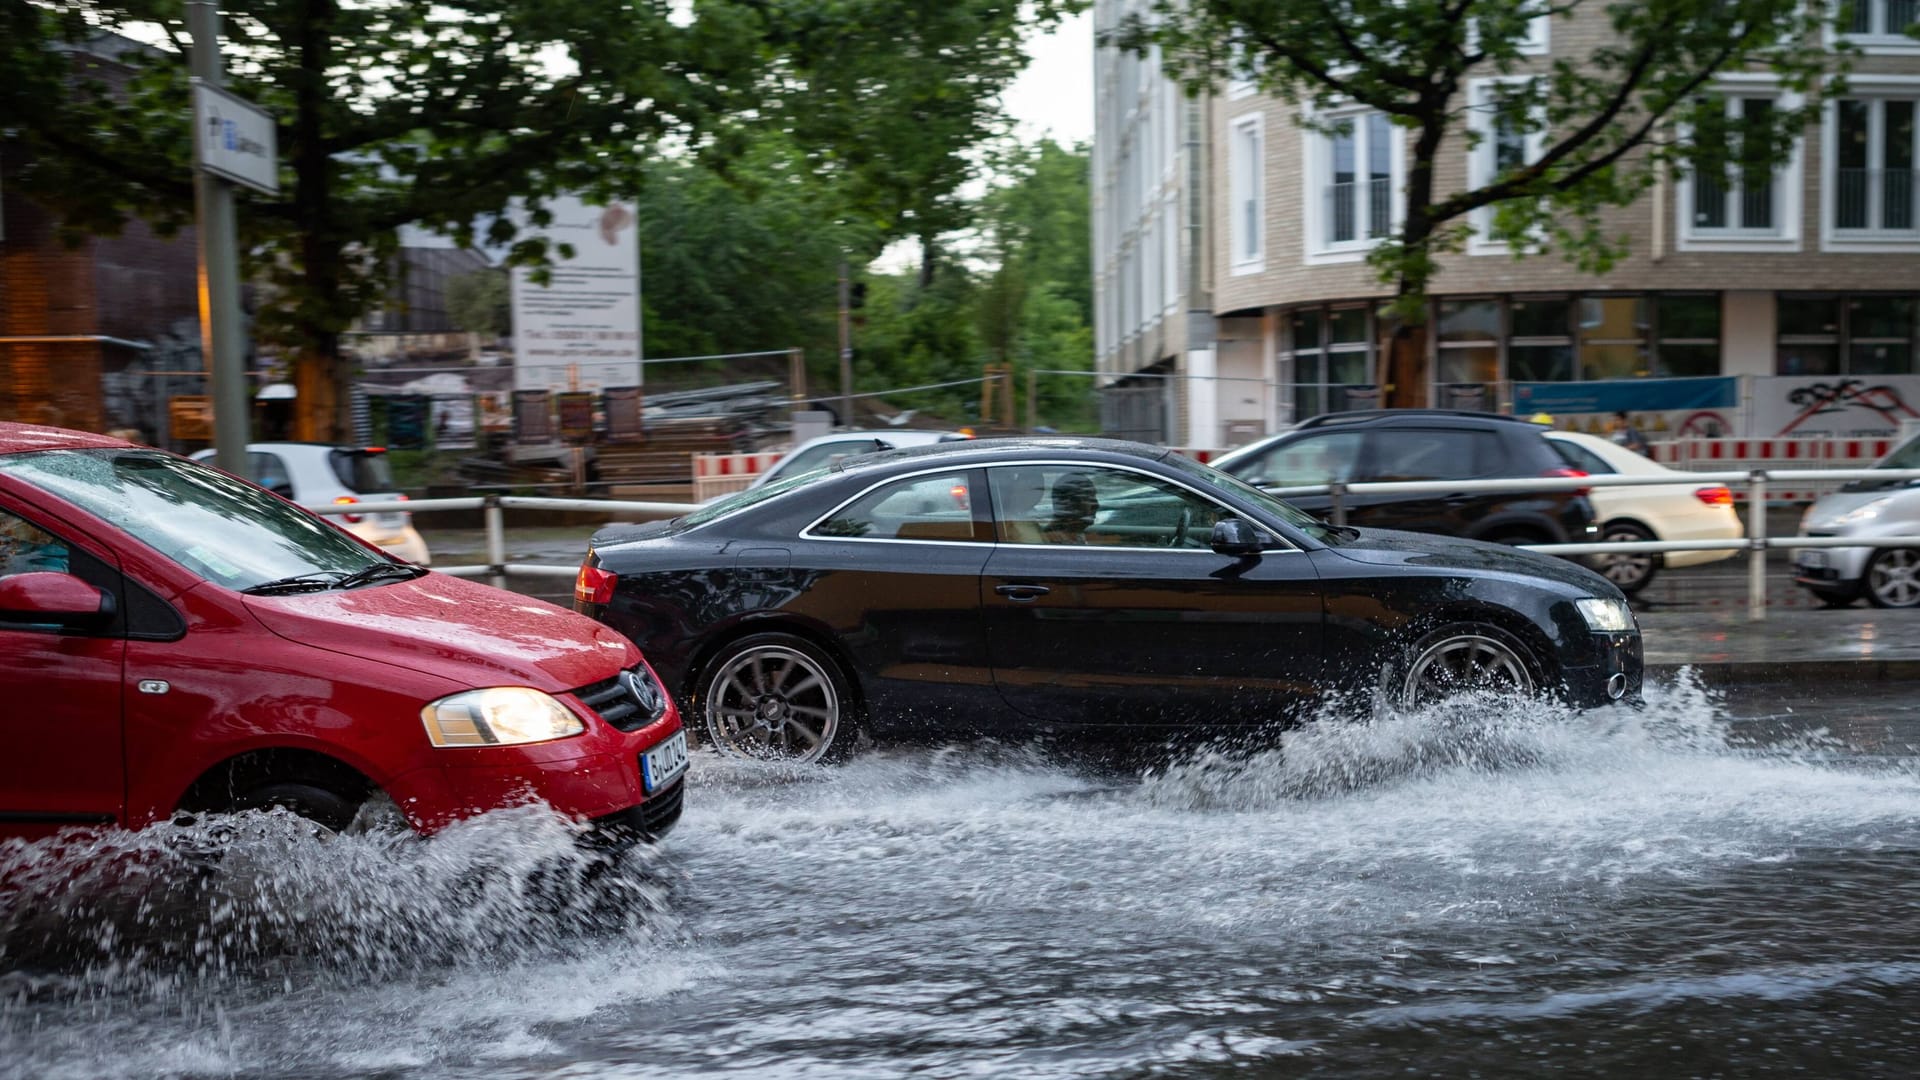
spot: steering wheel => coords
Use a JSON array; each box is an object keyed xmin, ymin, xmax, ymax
[{"xmin": 1169, "ymin": 507, "xmax": 1192, "ymax": 549}]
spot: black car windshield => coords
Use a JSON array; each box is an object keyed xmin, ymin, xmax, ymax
[
  {"xmin": 679, "ymin": 466, "xmax": 830, "ymax": 528},
  {"xmin": 0, "ymin": 449, "xmax": 387, "ymax": 591},
  {"xmin": 1163, "ymin": 452, "xmax": 1343, "ymax": 543}
]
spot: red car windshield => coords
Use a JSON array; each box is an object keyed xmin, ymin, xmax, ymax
[{"xmin": 0, "ymin": 449, "xmax": 385, "ymax": 591}]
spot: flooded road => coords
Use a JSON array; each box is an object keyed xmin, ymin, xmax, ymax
[{"xmin": 4, "ymin": 672, "xmax": 1919, "ymax": 1079}]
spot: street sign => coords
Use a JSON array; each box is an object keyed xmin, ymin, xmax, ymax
[{"xmin": 192, "ymin": 81, "xmax": 279, "ymax": 195}]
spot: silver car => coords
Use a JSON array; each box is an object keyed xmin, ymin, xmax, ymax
[{"xmin": 1793, "ymin": 433, "xmax": 1920, "ymax": 608}]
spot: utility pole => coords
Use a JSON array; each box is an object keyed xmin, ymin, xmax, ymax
[
  {"xmin": 837, "ymin": 260, "xmax": 853, "ymax": 428},
  {"xmin": 188, "ymin": 0, "xmax": 251, "ymax": 478}
]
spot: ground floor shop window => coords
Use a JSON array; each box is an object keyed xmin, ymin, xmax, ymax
[
  {"xmin": 1282, "ymin": 305, "xmax": 1376, "ymax": 420},
  {"xmin": 1777, "ymin": 293, "xmax": 1917, "ymax": 376}
]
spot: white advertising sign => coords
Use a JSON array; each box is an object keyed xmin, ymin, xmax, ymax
[
  {"xmin": 192, "ymin": 82, "xmax": 279, "ymax": 195},
  {"xmin": 1752, "ymin": 375, "xmax": 1920, "ymax": 438},
  {"xmin": 509, "ymin": 196, "xmax": 642, "ymax": 392}
]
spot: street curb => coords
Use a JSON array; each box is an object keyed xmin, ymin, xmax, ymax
[{"xmin": 1649, "ymin": 660, "xmax": 1920, "ymax": 684}]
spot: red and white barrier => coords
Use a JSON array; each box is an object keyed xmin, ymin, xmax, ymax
[
  {"xmin": 691, "ymin": 449, "xmax": 786, "ymax": 502},
  {"xmin": 1654, "ymin": 438, "xmax": 1895, "ymax": 503}
]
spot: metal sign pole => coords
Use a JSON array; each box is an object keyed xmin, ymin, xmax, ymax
[{"xmin": 188, "ymin": 0, "xmax": 251, "ymax": 478}]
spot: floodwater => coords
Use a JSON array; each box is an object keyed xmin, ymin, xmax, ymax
[{"xmin": 4, "ymin": 672, "xmax": 1919, "ymax": 1079}]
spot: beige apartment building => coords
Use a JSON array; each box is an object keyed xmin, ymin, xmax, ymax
[{"xmin": 1094, "ymin": 2, "xmax": 1920, "ymax": 447}]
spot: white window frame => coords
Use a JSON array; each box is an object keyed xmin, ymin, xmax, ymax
[
  {"xmin": 1676, "ymin": 78, "xmax": 1805, "ymax": 253},
  {"xmin": 1301, "ymin": 106, "xmax": 1407, "ymax": 265},
  {"xmin": 1466, "ymin": 3, "xmax": 1552, "ymax": 56},
  {"xmin": 1229, "ymin": 112, "xmax": 1266, "ymax": 275},
  {"xmin": 1162, "ymin": 194, "xmax": 1181, "ymax": 313},
  {"xmin": 1820, "ymin": 75, "xmax": 1920, "ymax": 253},
  {"xmin": 1827, "ymin": 0, "xmax": 1920, "ymax": 56},
  {"xmin": 1467, "ymin": 76, "xmax": 1549, "ymax": 256}
]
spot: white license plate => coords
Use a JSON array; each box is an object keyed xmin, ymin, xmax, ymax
[
  {"xmin": 1797, "ymin": 551, "xmax": 1828, "ymax": 569},
  {"xmin": 641, "ymin": 731, "xmax": 689, "ymax": 793}
]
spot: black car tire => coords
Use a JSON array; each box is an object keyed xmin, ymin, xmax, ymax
[
  {"xmin": 697, "ymin": 633, "xmax": 857, "ymax": 764},
  {"xmin": 1392, "ymin": 623, "xmax": 1541, "ymax": 709},
  {"xmin": 1864, "ymin": 549, "xmax": 1920, "ymax": 609},
  {"xmin": 1596, "ymin": 522, "xmax": 1659, "ymax": 594}
]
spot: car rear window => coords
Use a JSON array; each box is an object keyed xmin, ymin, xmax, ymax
[
  {"xmin": 329, "ymin": 449, "xmax": 396, "ymax": 493},
  {"xmin": 1549, "ymin": 440, "xmax": 1617, "ymax": 475}
]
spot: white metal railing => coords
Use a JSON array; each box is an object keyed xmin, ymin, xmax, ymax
[{"xmin": 314, "ymin": 470, "xmax": 1920, "ymax": 623}]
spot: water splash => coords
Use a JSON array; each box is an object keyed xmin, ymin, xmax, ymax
[{"xmin": 0, "ymin": 804, "xmax": 678, "ymax": 998}]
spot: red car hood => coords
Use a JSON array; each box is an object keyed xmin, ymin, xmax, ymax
[{"xmin": 245, "ymin": 572, "xmax": 640, "ymax": 693}]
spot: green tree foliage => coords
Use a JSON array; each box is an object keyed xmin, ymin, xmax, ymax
[
  {"xmin": 1114, "ymin": 0, "xmax": 1839, "ymax": 397},
  {"xmin": 0, "ymin": 0, "xmax": 1083, "ymax": 438},
  {"xmin": 445, "ymin": 269, "xmax": 510, "ymax": 338}
]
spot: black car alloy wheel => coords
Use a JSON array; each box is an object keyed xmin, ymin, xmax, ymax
[
  {"xmin": 1395, "ymin": 624, "xmax": 1539, "ymax": 709},
  {"xmin": 699, "ymin": 633, "xmax": 854, "ymax": 763}
]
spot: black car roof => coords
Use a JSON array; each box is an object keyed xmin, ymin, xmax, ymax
[{"xmin": 833, "ymin": 436, "xmax": 1174, "ymax": 474}]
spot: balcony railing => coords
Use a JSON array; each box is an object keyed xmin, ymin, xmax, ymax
[
  {"xmin": 1326, "ymin": 179, "xmax": 1393, "ymax": 244},
  {"xmin": 1836, "ymin": 167, "xmax": 1918, "ymax": 233}
]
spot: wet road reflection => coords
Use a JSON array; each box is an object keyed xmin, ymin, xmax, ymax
[{"xmin": 4, "ymin": 671, "xmax": 1919, "ymax": 1079}]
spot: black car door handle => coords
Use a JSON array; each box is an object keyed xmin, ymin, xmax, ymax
[{"xmin": 995, "ymin": 584, "xmax": 1051, "ymax": 601}]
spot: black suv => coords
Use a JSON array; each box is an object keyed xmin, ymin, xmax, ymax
[{"xmin": 1211, "ymin": 410, "xmax": 1600, "ymax": 550}]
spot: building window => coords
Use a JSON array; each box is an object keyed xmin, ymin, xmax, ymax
[
  {"xmin": 1329, "ymin": 114, "xmax": 1394, "ymax": 244},
  {"xmin": 1229, "ymin": 113, "xmax": 1265, "ymax": 273},
  {"xmin": 1679, "ymin": 86, "xmax": 1803, "ymax": 251},
  {"xmin": 1654, "ymin": 295, "xmax": 1722, "ymax": 377},
  {"xmin": 1838, "ymin": 0, "xmax": 1920, "ymax": 51},
  {"xmin": 1436, "ymin": 298, "xmax": 1501, "ymax": 408},
  {"xmin": 1833, "ymin": 97, "xmax": 1918, "ymax": 236},
  {"xmin": 1467, "ymin": 79, "xmax": 1546, "ymax": 255},
  {"xmin": 1283, "ymin": 306, "xmax": 1375, "ymax": 421},
  {"xmin": 1778, "ymin": 293, "xmax": 1917, "ymax": 375},
  {"xmin": 1578, "ymin": 296, "xmax": 1650, "ymax": 381},
  {"xmin": 1508, "ymin": 297, "xmax": 1574, "ymax": 382}
]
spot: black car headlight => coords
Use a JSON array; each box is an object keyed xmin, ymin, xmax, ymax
[{"xmin": 1575, "ymin": 597, "xmax": 1636, "ymax": 633}]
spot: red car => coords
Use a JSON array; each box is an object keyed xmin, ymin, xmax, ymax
[{"xmin": 0, "ymin": 423, "xmax": 686, "ymax": 843}]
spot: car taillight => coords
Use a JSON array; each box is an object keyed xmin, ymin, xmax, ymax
[
  {"xmin": 333, "ymin": 495, "xmax": 363, "ymax": 524},
  {"xmin": 575, "ymin": 564, "xmax": 618, "ymax": 605},
  {"xmin": 950, "ymin": 484, "xmax": 970, "ymax": 510},
  {"xmin": 1695, "ymin": 485, "xmax": 1734, "ymax": 507},
  {"xmin": 1543, "ymin": 466, "xmax": 1590, "ymax": 497}
]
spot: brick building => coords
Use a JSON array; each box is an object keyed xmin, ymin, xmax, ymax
[
  {"xmin": 1094, "ymin": 2, "xmax": 1920, "ymax": 446},
  {"xmin": 0, "ymin": 36, "xmax": 203, "ymax": 440}
]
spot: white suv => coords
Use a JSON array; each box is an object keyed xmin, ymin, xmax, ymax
[{"xmin": 192, "ymin": 442, "xmax": 431, "ymax": 565}]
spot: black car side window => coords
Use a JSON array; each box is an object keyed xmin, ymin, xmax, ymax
[
  {"xmin": 1236, "ymin": 433, "xmax": 1362, "ymax": 488},
  {"xmin": 1363, "ymin": 429, "xmax": 1500, "ymax": 481},
  {"xmin": 814, "ymin": 471, "xmax": 983, "ymax": 542}
]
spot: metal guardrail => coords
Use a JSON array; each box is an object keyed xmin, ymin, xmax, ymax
[{"xmin": 313, "ymin": 470, "xmax": 1920, "ymax": 623}]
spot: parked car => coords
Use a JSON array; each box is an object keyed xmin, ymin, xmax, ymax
[
  {"xmin": 1793, "ymin": 432, "xmax": 1920, "ymax": 608},
  {"xmin": 1543, "ymin": 430, "xmax": 1743, "ymax": 594},
  {"xmin": 0, "ymin": 423, "xmax": 686, "ymax": 843},
  {"xmin": 191, "ymin": 442, "xmax": 431, "ymax": 564},
  {"xmin": 747, "ymin": 429, "xmax": 971, "ymax": 490},
  {"xmin": 1209, "ymin": 410, "xmax": 1602, "ymax": 554},
  {"xmin": 575, "ymin": 437, "xmax": 1642, "ymax": 764}
]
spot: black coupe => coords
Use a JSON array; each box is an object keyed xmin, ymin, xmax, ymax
[{"xmin": 575, "ymin": 438, "xmax": 1642, "ymax": 763}]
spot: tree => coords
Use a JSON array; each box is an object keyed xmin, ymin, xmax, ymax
[
  {"xmin": 2, "ymin": 0, "xmax": 1076, "ymax": 439},
  {"xmin": 1114, "ymin": 1, "xmax": 1838, "ymax": 404},
  {"xmin": 445, "ymin": 269, "xmax": 510, "ymax": 339}
]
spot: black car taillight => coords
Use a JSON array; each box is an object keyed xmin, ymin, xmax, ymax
[
  {"xmin": 1543, "ymin": 466, "xmax": 1590, "ymax": 497},
  {"xmin": 575, "ymin": 564, "xmax": 618, "ymax": 605}
]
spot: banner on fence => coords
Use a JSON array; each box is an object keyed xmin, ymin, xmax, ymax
[
  {"xmin": 604, "ymin": 386, "xmax": 645, "ymax": 441},
  {"xmin": 1752, "ymin": 375, "xmax": 1920, "ymax": 438},
  {"xmin": 513, "ymin": 389, "xmax": 553, "ymax": 444},
  {"xmin": 1512, "ymin": 376, "xmax": 1738, "ymax": 415},
  {"xmin": 556, "ymin": 391, "xmax": 596, "ymax": 441}
]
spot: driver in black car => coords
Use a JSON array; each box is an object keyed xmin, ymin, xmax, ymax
[{"xmin": 1042, "ymin": 472, "xmax": 1102, "ymax": 545}]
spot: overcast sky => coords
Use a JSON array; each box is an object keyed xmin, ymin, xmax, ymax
[{"xmin": 1004, "ymin": 10, "xmax": 1094, "ymax": 147}]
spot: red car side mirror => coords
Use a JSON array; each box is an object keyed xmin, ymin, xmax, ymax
[{"xmin": 0, "ymin": 572, "xmax": 117, "ymax": 629}]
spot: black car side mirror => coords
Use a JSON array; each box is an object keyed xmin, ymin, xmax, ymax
[
  {"xmin": 0, "ymin": 571, "xmax": 117, "ymax": 630},
  {"xmin": 1209, "ymin": 518, "xmax": 1266, "ymax": 556}
]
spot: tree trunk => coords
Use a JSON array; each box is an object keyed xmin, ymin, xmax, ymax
[{"xmin": 289, "ymin": 0, "xmax": 350, "ymax": 443}]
